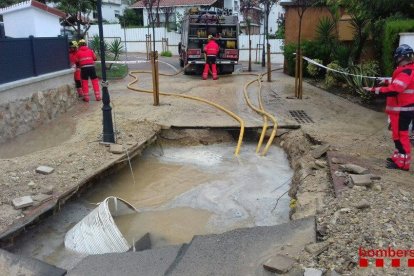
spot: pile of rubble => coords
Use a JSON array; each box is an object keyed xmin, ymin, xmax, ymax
[{"xmin": 299, "ymin": 156, "xmax": 414, "ymax": 275}]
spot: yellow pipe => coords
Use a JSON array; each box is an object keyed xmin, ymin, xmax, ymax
[
  {"xmin": 127, "ymin": 69, "xmax": 245, "ymax": 155},
  {"xmin": 127, "ymin": 61, "xmax": 282, "ymax": 156},
  {"xmin": 254, "ymin": 73, "xmax": 267, "ymax": 153},
  {"xmin": 259, "ymin": 68, "xmax": 283, "ymax": 156},
  {"xmin": 243, "ymin": 74, "xmax": 277, "ymax": 156}
]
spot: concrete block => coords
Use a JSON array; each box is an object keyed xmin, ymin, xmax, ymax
[
  {"xmin": 304, "ymin": 267, "xmax": 323, "ymax": 276},
  {"xmin": 263, "ymin": 254, "xmax": 296, "ymax": 273},
  {"xmin": 305, "ymin": 241, "xmax": 330, "ymax": 256},
  {"xmin": 311, "ymin": 144, "xmax": 330, "ymax": 159},
  {"xmin": 349, "ymin": 174, "xmax": 372, "ymax": 187},
  {"xmin": 35, "ymin": 166, "xmax": 54, "ymax": 175},
  {"xmin": 12, "ymin": 196, "xmax": 34, "ymax": 209},
  {"xmin": 0, "ymin": 248, "xmax": 66, "ymax": 276},
  {"xmin": 339, "ymin": 164, "xmax": 369, "ymax": 174},
  {"xmin": 32, "ymin": 194, "xmax": 53, "ymax": 204},
  {"xmin": 109, "ymin": 144, "xmax": 124, "ymax": 154}
]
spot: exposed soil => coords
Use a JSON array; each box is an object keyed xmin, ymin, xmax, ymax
[{"xmin": 0, "ymin": 59, "xmax": 413, "ymax": 275}]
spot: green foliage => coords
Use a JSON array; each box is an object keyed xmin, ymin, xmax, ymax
[
  {"xmin": 307, "ymin": 59, "xmax": 323, "ymax": 79},
  {"xmin": 316, "ymin": 17, "xmax": 336, "ymax": 44},
  {"xmin": 95, "ymin": 64, "xmax": 128, "ymax": 79},
  {"xmin": 175, "ymin": 12, "xmax": 184, "ymax": 32},
  {"xmin": 382, "ymin": 19, "xmax": 414, "ymax": 75},
  {"xmin": 275, "ymin": 16, "xmax": 285, "ymax": 39},
  {"xmin": 324, "ymin": 61, "xmax": 343, "ymax": 88},
  {"xmin": 332, "ymin": 44, "xmax": 352, "ymax": 68},
  {"xmin": 90, "ymin": 35, "xmax": 107, "ymax": 59},
  {"xmin": 282, "ymin": 43, "xmax": 297, "ymax": 76},
  {"xmin": 160, "ymin": 50, "xmax": 172, "ymax": 57},
  {"xmin": 108, "ymin": 39, "xmax": 124, "ymax": 61},
  {"xmin": 0, "ymin": 0, "xmax": 22, "ymax": 8},
  {"xmin": 342, "ymin": 61, "xmax": 379, "ymax": 103},
  {"xmin": 54, "ymin": 0, "xmax": 95, "ymax": 39},
  {"xmin": 118, "ymin": 8, "xmax": 143, "ymax": 27}
]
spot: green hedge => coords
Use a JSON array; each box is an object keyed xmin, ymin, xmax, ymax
[
  {"xmin": 283, "ymin": 40, "xmax": 330, "ymax": 76},
  {"xmin": 382, "ymin": 19, "xmax": 414, "ymax": 75}
]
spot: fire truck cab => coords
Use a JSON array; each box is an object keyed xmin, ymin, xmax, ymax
[{"xmin": 178, "ymin": 8, "xmax": 239, "ymax": 75}]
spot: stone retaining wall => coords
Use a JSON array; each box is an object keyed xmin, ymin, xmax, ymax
[{"xmin": 0, "ymin": 70, "xmax": 77, "ymax": 144}]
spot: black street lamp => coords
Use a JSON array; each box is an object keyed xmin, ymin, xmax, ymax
[{"xmin": 97, "ymin": 0, "xmax": 115, "ymax": 143}]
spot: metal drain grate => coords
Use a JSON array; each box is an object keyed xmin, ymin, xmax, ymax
[{"xmin": 289, "ymin": 110, "xmax": 314, "ymax": 124}]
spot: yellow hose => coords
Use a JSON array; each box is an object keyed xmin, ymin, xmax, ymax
[
  {"xmin": 242, "ymin": 68, "xmax": 283, "ymax": 156},
  {"xmin": 127, "ymin": 69, "xmax": 245, "ymax": 155},
  {"xmin": 126, "ymin": 61, "xmax": 282, "ymax": 156}
]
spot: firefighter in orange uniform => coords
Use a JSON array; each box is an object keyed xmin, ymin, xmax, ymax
[
  {"xmin": 203, "ymin": 35, "xmax": 219, "ymax": 80},
  {"xmin": 76, "ymin": 39, "xmax": 101, "ymax": 102},
  {"xmin": 364, "ymin": 44, "xmax": 414, "ymax": 171},
  {"xmin": 68, "ymin": 41, "xmax": 83, "ymax": 97}
]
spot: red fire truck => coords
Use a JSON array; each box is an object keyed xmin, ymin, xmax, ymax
[{"xmin": 178, "ymin": 8, "xmax": 239, "ymax": 75}]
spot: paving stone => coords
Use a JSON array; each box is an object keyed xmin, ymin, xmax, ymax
[
  {"xmin": 304, "ymin": 267, "xmax": 323, "ymax": 276},
  {"xmin": 349, "ymin": 174, "xmax": 372, "ymax": 187},
  {"xmin": 339, "ymin": 164, "xmax": 369, "ymax": 174},
  {"xmin": 35, "ymin": 165, "xmax": 55, "ymax": 175},
  {"xmin": 12, "ymin": 196, "xmax": 34, "ymax": 209},
  {"xmin": 32, "ymin": 194, "xmax": 53, "ymax": 204},
  {"xmin": 109, "ymin": 144, "xmax": 124, "ymax": 154},
  {"xmin": 0, "ymin": 249, "xmax": 65, "ymax": 276},
  {"xmin": 305, "ymin": 241, "xmax": 330, "ymax": 256},
  {"xmin": 263, "ymin": 254, "xmax": 296, "ymax": 273},
  {"xmin": 311, "ymin": 144, "xmax": 330, "ymax": 159}
]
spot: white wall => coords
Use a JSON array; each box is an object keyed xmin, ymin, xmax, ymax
[
  {"xmin": 3, "ymin": 7, "xmax": 60, "ymax": 38},
  {"xmin": 399, "ymin": 33, "xmax": 414, "ymax": 48},
  {"xmin": 3, "ymin": 9, "xmax": 35, "ymax": 37},
  {"xmin": 102, "ymin": 2, "xmax": 123, "ymax": 23},
  {"xmin": 33, "ymin": 9, "xmax": 61, "ymax": 37},
  {"xmin": 267, "ymin": 3, "xmax": 284, "ymax": 35},
  {"xmin": 88, "ymin": 24, "xmax": 284, "ymax": 63}
]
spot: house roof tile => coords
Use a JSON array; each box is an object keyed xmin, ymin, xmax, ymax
[
  {"xmin": 0, "ymin": 0, "xmax": 65, "ymax": 18},
  {"xmin": 131, "ymin": 0, "xmax": 217, "ymax": 8}
]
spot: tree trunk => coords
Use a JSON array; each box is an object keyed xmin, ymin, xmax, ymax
[{"xmin": 248, "ymin": 30, "xmax": 251, "ymax": 72}]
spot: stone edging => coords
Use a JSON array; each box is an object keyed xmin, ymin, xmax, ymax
[{"xmin": 279, "ymin": 129, "xmax": 334, "ymax": 220}]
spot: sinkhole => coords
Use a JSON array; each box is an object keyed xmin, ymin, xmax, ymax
[{"xmin": 9, "ymin": 129, "xmax": 293, "ymax": 270}]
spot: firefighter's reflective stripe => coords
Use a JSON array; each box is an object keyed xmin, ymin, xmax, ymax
[
  {"xmin": 393, "ymin": 79, "xmax": 406, "ymax": 87},
  {"xmin": 386, "ymin": 106, "xmax": 414, "ymax": 111},
  {"xmin": 404, "ymin": 89, "xmax": 414, "ymax": 94}
]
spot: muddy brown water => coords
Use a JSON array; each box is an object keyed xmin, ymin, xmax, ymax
[
  {"xmin": 0, "ymin": 105, "xmax": 93, "ymax": 159},
  {"xmin": 10, "ymin": 141, "xmax": 293, "ymax": 270}
]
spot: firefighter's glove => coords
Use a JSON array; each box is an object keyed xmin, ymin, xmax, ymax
[
  {"xmin": 363, "ymin": 87, "xmax": 380, "ymax": 95},
  {"xmin": 378, "ymin": 78, "xmax": 390, "ymax": 85}
]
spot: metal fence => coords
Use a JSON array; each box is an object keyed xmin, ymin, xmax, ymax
[
  {"xmin": 87, "ymin": 24, "xmax": 284, "ymax": 63},
  {"xmin": 0, "ymin": 36, "xmax": 70, "ymax": 85}
]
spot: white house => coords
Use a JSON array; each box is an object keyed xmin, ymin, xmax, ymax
[
  {"xmin": 131, "ymin": 0, "xmax": 217, "ymax": 28},
  {"xmin": 97, "ymin": 0, "xmax": 131, "ymax": 23},
  {"xmin": 130, "ymin": 0, "xmax": 284, "ymax": 35},
  {"xmin": 0, "ymin": 0, "xmax": 65, "ymax": 38}
]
